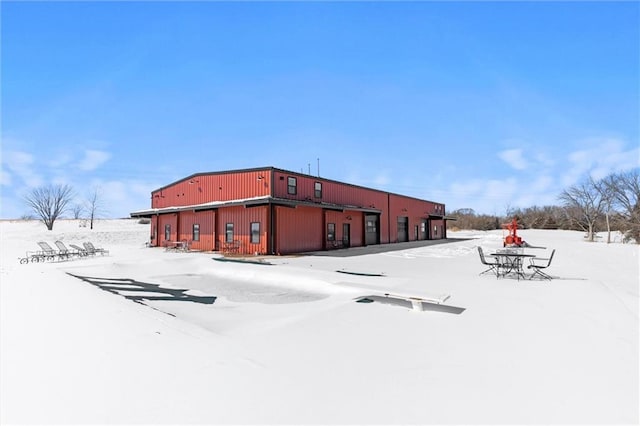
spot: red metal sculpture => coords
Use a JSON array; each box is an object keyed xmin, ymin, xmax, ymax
[{"xmin": 502, "ymin": 217, "xmax": 523, "ymax": 247}]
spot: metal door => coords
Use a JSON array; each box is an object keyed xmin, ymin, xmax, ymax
[
  {"xmin": 342, "ymin": 223, "xmax": 351, "ymax": 248},
  {"xmin": 397, "ymin": 216, "xmax": 408, "ymax": 242},
  {"xmin": 364, "ymin": 214, "xmax": 380, "ymax": 245}
]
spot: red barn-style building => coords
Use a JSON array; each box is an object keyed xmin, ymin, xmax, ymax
[{"xmin": 131, "ymin": 167, "xmax": 451, "ymax": 255}]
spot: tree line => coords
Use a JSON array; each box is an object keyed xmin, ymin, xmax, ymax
[{"xmin": 447, "ymin": 169, "xmax": 639, "ymax": 244}]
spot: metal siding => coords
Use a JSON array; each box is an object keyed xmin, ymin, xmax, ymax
[
  {"xmin": 275, "ymin": 206, "xmax": 323, "ymax": 254},
  {"xmin": 347, "ymin": 211, "xmax": 364, "ymax": 247},
  {"xmin": 157, "ymin": 214, "xmax": 178, "ymax": 246},
  {"xmin": 152, "ymin": 169, "xmax": 272, "ymax": 209},
  {"xmin": 272, "ymin": 170, "xmax": 388, "ymax": 207},
  {"xmin": 216, "ymin": 206, "xmax": 268, "ymax": 255},
  {"xmin": 150, "ymin": 215, "xmax": 158, "ymax": 246},
  {"xmin": 323, "ymin": 210, "xmax": 363, "ymax": 248},
  {"xmin": 147, "ymin": 168, "xmax": 448, "ymax": 253},
  {"xmin": 388, "ymin": 193, "xmax": 443, "ymax": 241},
  {"xmin": 177, "ymin": 210, "xmax": 216, "ymax": 251}
]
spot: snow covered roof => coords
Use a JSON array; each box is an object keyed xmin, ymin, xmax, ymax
[{"xmin": 130, "ymin": 195, "xmax": 381, "ymax": 217}]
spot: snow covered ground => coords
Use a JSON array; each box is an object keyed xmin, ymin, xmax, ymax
[{"xmin": 1, "ymin": 219, "xmax": 638, "ymax": 424}]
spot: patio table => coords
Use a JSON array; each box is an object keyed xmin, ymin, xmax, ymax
[{"xmin": 491, "ymin": 251, "xmax": 535, "ymax": 280}]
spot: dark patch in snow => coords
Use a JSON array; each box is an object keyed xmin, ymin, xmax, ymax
[
  {"xmin": 67, "ymin": 273, "xmax": 217, "ymax": 306},
  {"xmin": 337, "ymin": 270, "xmax": 385, "ymax": 277}
]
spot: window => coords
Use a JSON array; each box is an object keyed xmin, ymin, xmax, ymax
[
  {"xmin": 192, "ymin": 223, "xmax": 200, "ymax": 241},
  {"xmin": 164, "ymin": 224, "xmax": 171, "ymax": 241},
  {"xmin": 327, "ymin": 223, "xmax": 336, "ymax": 241},
  {"xmin": 314, "ymin": 182, "xmax": 322, "ymax": 198},
  {"xmin": 250, "ymin": 222, "xmax": 260, "ymax": 244},
  {"xmin": 225, "ymin": 223, "xmax": 234, "ymax": 242},
  {"xmin": 366, "ymin": 220, "xmax": 377, "ymax": 233},
  {"xmin": 287, "ymin": 176, "xmax": 297, "ymax": 195}
]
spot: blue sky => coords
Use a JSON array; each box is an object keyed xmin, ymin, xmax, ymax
[{"xmin": 2, "ymin": 1, "xmax": 638, "ymax": 219}]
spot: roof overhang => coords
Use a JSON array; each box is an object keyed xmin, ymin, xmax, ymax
[
  {"xmin": 130, "ymin": 196, "xmax": 382, "ymax": 218},
  {"xmin": 427, "ymin": 214, "xmax": 457, "ymax": 221}
]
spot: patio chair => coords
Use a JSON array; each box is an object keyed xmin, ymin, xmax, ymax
[
  {"xmin": 55, "ymin": 240, "xmax": 82, "ymax": 258},
  {"xmin": 37, "ymin": 241, "xmax": 65, "ymax": 260},
  {"xmin": 478, "ymin": 246, "xmax": 500, "ymax": 277},
  {"xmin": 70, "ymin": 243, "xmax": 91, "ymax": 257},
  {"xmin": 527, "ymin": 249, "xmax": 555, "ymax": 280},
  {"xmin": 83, "ymin": 241, "xmax": 109, "ymax": 256}
]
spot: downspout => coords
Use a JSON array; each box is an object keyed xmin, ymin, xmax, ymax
[
  {"xmin": 269, "ymin": 168, "xmax": 276, "ymax": 255},
  {"xmin": 387, "ymin": 192, "xmax": 391, "ymax": 244}
]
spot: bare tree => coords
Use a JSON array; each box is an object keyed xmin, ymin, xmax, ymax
[
  {"xmin": 559, "ymin": 177, "xmax": 606, "ymax": 242},
  {"xmin": 604, "ymin": 169, "xmax": 640, "ymax": 243},
  {"xmin": 85, "ymin": 187, "xmax": 107, "ymax": 230},
  {"xmin": 71, "ymin": 204, "xmax": 85, "ymax": 220},
  {"xmin": 593, "ymin": 177, "xmax": 616, "ymax": 243},
  {"xmin": 24, "ymin": 184, "xmax": 74, "ymax": 230}
]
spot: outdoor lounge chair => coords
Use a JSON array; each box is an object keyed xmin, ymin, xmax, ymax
[
  {"xmin": 55, "ymin": 240, "xmax": 81, "ymax": 258},
  {"xmin": 37, "ymin": 241, "xmax": 66, "ymax": 260},
  {"xmin": 527, "ymin": 249, "xmax": 555, "ymax": 280},
  {"xmin": 83, "ymin": 241, "xmax": 109, "ymax": 256},
  {"xmin": 478, "ymin": 246, "xmax": 500, "ymax": 277},
  {"xmin": 69, "ymin": 243, "xmax": 91, "ymax": 257}
]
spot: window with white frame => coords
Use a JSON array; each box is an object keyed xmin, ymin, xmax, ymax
[{"xmin": 287, "ymin": 176, "xmax": 297, "ymax": 195}]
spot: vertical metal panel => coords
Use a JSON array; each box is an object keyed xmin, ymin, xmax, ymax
[
  {"xmin": 216, "ymin": 205, "xmax": 268, "ymax": 255},
  {"xmin": 272, "ymin": 170, "xmax": 389, "ymax": 208},
  {"xmin": 150, "ymin": 215, "xmax": 158, "ymax": 246},
  {"xmin": 153, "ymin": 169, "xmax": 272, "ymax": 209},
  {"xmin": 157, "ymin": 214, "xmax": 177, "ymax": 246},
  {"xmin": 346, "ymin": 211, "xmax": 364, "ymax": 247},
  {"xmin": 197, "ymin": 210, "xmax": 216, "ymax": 250},
  {"xmin": 388, "ymin": 193, "xmax": 444, "ymax": 241},
  {"xmin": 430, "ymin": 219, "xmax": 445, "ymax": 239},
  {"xmin": 275, "ymin": 206, "xmax": 323, "ymax": 254},
  {"xmin": 323, "ymin": 210, "xmax": 363, "ymax": 248},
  {"xmin": 178, "ymin": 211, "xmax": 196, "ymax": 244},
  {"xmin": 177, "ymin": 210, "xmax": 216, "ymax": 251}
]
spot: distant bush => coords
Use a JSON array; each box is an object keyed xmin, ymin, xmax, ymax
[{"xmin": 138, "ymin": 218, "xmax": 151, "ymax": 224}]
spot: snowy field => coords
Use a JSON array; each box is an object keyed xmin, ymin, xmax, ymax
[{"xmin": 1, "ymin": 219, "xmax": 638, "ymax": 424}]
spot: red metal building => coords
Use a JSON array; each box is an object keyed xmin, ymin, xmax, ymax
[{"xmin": 130, "ymin": 167, "xmax": 451, "ymax": 255}]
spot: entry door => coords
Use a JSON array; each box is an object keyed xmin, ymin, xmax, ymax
[
  {"xmin": 342, "ymin": 223, "xmax": 351, "ymax": 248},
  {"xmin": 397, "ymin": 217, "xmax": 408, "ymax": 242},
  {"xmin": 364, "ymin": 214, "xmax": 380, "ymax": 245}
]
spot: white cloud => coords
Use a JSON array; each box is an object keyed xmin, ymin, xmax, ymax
[
  {"xmin": 77, "ymin": 150, "xmax": 111, "ymax": 172},
  {"xmin": 530, "ymin": 174, "xmax": 554, "ymax": 193},
  {"xmin": 374, "ymin": 172, "xmax": 391, "ymax": 186},
  {"xmin": 562, "ymin": 137, "xmax": 639, "ymax": 187},
  {"xmin": 2, "ymin": 151, "xmax": 43, "ymax": 188},
  {"xmin": 0, "ymin": 168, "xmax": 11, "ymax": 186},
  {"xmin": 498, "ymin": 149, "xmax": 528, "ymax": 170},
  {"xmin": 48, "ymin": 152, "xmax": 74, "ymax": 168}
]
